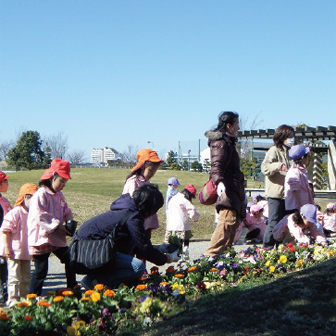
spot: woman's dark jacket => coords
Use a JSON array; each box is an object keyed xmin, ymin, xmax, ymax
[
  {"xmin": 77, "ymin": 193, "xmax": 168, "ymax": 266},
  {"xmin": 205, "ymin": 130, "xmax": 246, "ymax": 219}
]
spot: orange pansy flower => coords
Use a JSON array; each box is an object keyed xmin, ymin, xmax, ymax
[
  {"xmin": 53, "ymin": 296, "xmax": 65, "ymax": 303},
  {"xmin": 136, "ymin": 284, "xmax": 148, "ymax": 291},
  {"xmin": 26, "ymin": 293, "xmax": 37, "ymax": 299},
  {"xmin": 94, "ymin": 284, "xmax": 104, "ymax": 291},
  {"xmin": 103, "ymin": 289, "xmax": 116, "ymax": 297},
  {"xmin": 85, "ymin": 290, "xmax": 96, "ymax": 296},
  {"xmin": 23, "ymin": 315, "xmax": 34, "ymax": 321},
  {"xmin": 174, "ymin": 274, "xmax": 184, "ymax": 278}
]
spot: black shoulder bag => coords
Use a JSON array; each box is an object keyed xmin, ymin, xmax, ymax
[{"xmin": 69, "ymin": 211, "xmax": 132, "ymax": 275}]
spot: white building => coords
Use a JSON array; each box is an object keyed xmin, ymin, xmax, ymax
[{"xmin": 91, "ymin": 147, "xmax": 120, "ymax": 165}]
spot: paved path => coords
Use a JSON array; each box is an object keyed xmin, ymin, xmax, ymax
[{"xmin": 41, "ymin": 240, "xmax": 257, "ymax": 295}]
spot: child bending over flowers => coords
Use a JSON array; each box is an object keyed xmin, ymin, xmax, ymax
[{"xmin": 273, "ymin": 204, "xmax": 327, "ymax": 246}]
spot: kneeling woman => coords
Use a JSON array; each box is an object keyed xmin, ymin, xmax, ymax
[
  {"xmin": 273, "ymin": 204, "xmax": 327, "ymax": 246},
  {"xmin": 78, "ymin": 184, "xmax": 178, "ymax": 289}
]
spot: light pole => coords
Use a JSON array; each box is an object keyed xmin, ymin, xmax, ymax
[
  {"xmin": 188, "ymin": 149, "xmax": 191, "ymax": 171},
  {"xmin": 147, "ymin": 141, "xmax": 154, "ymax": 148}
]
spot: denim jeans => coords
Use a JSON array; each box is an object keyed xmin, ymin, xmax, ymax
[{"xmin": 81, "ymin": 252, "xmax": 145, "ymax": 289}]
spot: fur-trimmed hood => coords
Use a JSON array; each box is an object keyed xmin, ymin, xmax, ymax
[
  {"xmin": 204, "ymin": 130, "xmax": 224, "ymax": 141},
  {"xmin": 205, "ymin": 130, "xmax": 237, "ymax": 142}
]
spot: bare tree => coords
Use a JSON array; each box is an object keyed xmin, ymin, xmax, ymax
[
  {"xmin": 0, "ymin": 140, "xmax": 14, "ymax": 161},
  {"xmin": 43, "ymin": 132, "xmax": 68, "ymax": 159},
  {"xmin": 239, "ymin": 113, "xmax": 264, "ymax": 159},
  {"xmin": 67, "ymin": 150, "xmax": 87, "ymax": 165},
  {"xmin": 157, "ymin": 149, "xmax": 167, "ymax": 162},
  {"xmin": 121, "ymin": 145, "xmax": 139, "ymax": 168}
]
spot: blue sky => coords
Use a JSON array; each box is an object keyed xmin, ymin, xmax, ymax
[{"xmin": 1, "ymin": 1, "xmax": 335, "ymax": 160}]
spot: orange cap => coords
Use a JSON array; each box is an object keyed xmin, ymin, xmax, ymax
[
  {"xmin": 40, "ymin": 158, "xmax": 71, "ymax": 181},
  {"xmin": 131, "ymin": 148, "xmax": 163, "ymax": 172},
  {"xmin": 14, "ymin": 183, "xmax": 38, "ymax": 207},
  {"xmin": 0, "ymin": 171, "xmax": 9, "ymax": 182}
]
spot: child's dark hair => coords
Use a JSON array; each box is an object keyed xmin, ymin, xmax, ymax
[
  {"xmin": 39, "ymin": 173, "xmax": 59, "ymax": 192},
  {"xmin": 181, "ymin": 188, "xmax": 194, "ymax": 202},
  {"xmin": 133, "ymin": 184, "xmax": 164, "ymax": 218},
  {"xmin": 292, "ymin": 210, "xmax": 304, "ymax": 226},
  {"xmin": 125, "ymin": 161, "xmax": 161, "ymax": 182},
  {"xmin": 293, "ymin": 153, "xmax": 309, "ymax": 166},
  {"xmin": 325, "ymin": 208, "xmax": 333, "ymax": 215}
]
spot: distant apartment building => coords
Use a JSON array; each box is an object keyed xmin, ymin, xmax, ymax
[{"xmin": 91, "ymin": 147, "xmax": 120, "ymax": 165}]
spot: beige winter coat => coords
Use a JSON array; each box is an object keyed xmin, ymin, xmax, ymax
[{"xmin": 261, "ymin": 145, "xmax": 291, "ymax": 199}]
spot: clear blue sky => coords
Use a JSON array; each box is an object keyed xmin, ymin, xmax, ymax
[{"xmin": 1, "ymin": 1, "xmax": 335, "ymax": 160}]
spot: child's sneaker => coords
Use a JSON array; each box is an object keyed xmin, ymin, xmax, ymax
[{"xmin": 182, "ymin": 247, "xmax": 190, "ymax": 260}]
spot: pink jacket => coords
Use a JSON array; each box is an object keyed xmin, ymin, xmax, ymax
[
  {"xmin": 273, "ymin": 214, "xmax": 290, "ymax": 241},
  {"xmin": 284, "ymin": 164, "xmax": 314, "ymax": 211},
  {"xmin": 0, "ymin": 195, "xmax": 12, "ymax": 216},
  {"xmin": 234, "ymin": 213, "xmax": 267, "ymax": 242},
  {"xmin": 0, "ymin": 206, "xmax": 30, "ymax": 260},
  {"xmin": 27, "ymin": 186, "xmax": 72, "ymax": 248},
  {"xmin": 122, "ymin": 175, "xmax": 159, "ymax": 230},
  {"xmin": 166, "ymin": 192, "xmax": 200, "ymax": 232},
  {"xmin": 323, "ymin": 213, "xmax": 336, "ymax": 232},
  {"xmin": 273, "ymin": 213, "xmax": 327, "ymax": 245}
]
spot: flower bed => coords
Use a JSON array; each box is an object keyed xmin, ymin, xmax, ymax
[{"xmin": 1, "ymin": 242, "xmax": 336, "ymax": 335}]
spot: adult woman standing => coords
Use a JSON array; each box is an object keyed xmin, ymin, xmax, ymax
[
  {"xmin": 204, "ymin": 111, "xmax": 246, "ymax": 256},
  {"xmin": 261, "ymin": 124, "xmax": 295, "ymax": 248}
]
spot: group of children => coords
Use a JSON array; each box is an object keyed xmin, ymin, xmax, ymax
[
  {"xmin": 0, "ymin": 145, "xmax": 335, "ymax": 307},
  {"xmin": 234, "ymin": 143, "xmax": 336, "ymax": 247},
  {"xmin": 0, "ymin": 159, "xmax": 76, "ymax": 307},
  {"xmin": 0, "ymin": 149, "xmax": 201, "ymax": 307}
]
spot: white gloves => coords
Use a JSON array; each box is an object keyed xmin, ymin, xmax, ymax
[
  {"xmin": 166, "ymin": 249, "xmax": 180, "ymax": 263},
  {"xmin": 217, "ymin": 182, "xmax": 225, "ymax": 198}
]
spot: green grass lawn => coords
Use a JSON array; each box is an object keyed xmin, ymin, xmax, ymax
[
  {"xmin": 3, "ymin": 168, "xmax": 331, "ymax": 245},
  {"xmin": 3, "ymin": 168, "xmax": 336, "ymax": 335},
  {"xmin": 143, "ymin": 257, "xmax": 336, "ymax": 336}
]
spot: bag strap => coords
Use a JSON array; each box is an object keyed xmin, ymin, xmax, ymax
[{"xmin": 108, "ymin": 210, "xmax": 133, "ymax": 239}]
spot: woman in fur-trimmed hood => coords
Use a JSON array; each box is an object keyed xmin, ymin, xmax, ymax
[{"xmin": 204, "ymin": 111, "xmax": 246, "ymax": 256}]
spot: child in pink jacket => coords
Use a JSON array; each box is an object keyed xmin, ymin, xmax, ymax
[
  {"xmin": 0, "ymin": 171, "xmax": 12, "ymax": 216},
  {"xmin": 273, "ymin": 204, "xmax": 326, "ymax": 245},
  {"xmin": 122, "ymin": 149, "xmax": 163, "ymax": 239},
  {"xmin": 1, "ymin": 183, "xmax": 38, "ymax": 307},
  {"xmin": 234, "ymin": 204, "xmax": 266, "ymax": 244},
  {"xmin": 284, "ymin": 145, "xmax": 314, "ymax": 213},
  {"xmin": 322, "ymin": 203, "xmax": 336, "ymax": 237},
  {"xmin": 27, "ymin": 159, "xmax": 77, "ymax": 295},
  {"xmin": 0, "ymin": 171, "xmax": 12, "ymax": 305}
]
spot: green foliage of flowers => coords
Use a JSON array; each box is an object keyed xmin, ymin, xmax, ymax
[{"xmin": 1, "ymin": 242, "xmax": 336, "ymax": 335}]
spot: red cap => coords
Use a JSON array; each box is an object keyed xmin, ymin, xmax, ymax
[
  {"xmin": 0, "ymin": 171, "xmax": 9, "ymax": 182},
  {"xmin": 131, "ymin": 148, "xmax": 163, "ymax": 172},
  {"xmin": 184, "ymin": 184, "xmax": 197, "ymax": 197},
  {"xmin": 40, "ymin": 159, "xmax": 71, "ymax": 181}
]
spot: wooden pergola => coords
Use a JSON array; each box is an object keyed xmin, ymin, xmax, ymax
[
  {"xmin": 237, "ymin": 125, "xmax": 336, "ymax": 190},
  {"xmin": 238, "ymin": 125, "xmax": 336, "ymax": 143}
]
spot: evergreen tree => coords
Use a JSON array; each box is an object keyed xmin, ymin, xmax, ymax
[
  {"xmin": 166, "ymin": 150, "xmax": 176, "ymax": 168},
  {"xmin": 7, "ymin": 131, "xmax": 45, "ymax": 170}
]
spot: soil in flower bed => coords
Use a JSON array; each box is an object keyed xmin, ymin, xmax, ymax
[{"xmin": 142, "ymin": 257, "xmax": 336, "ymax": 336}]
